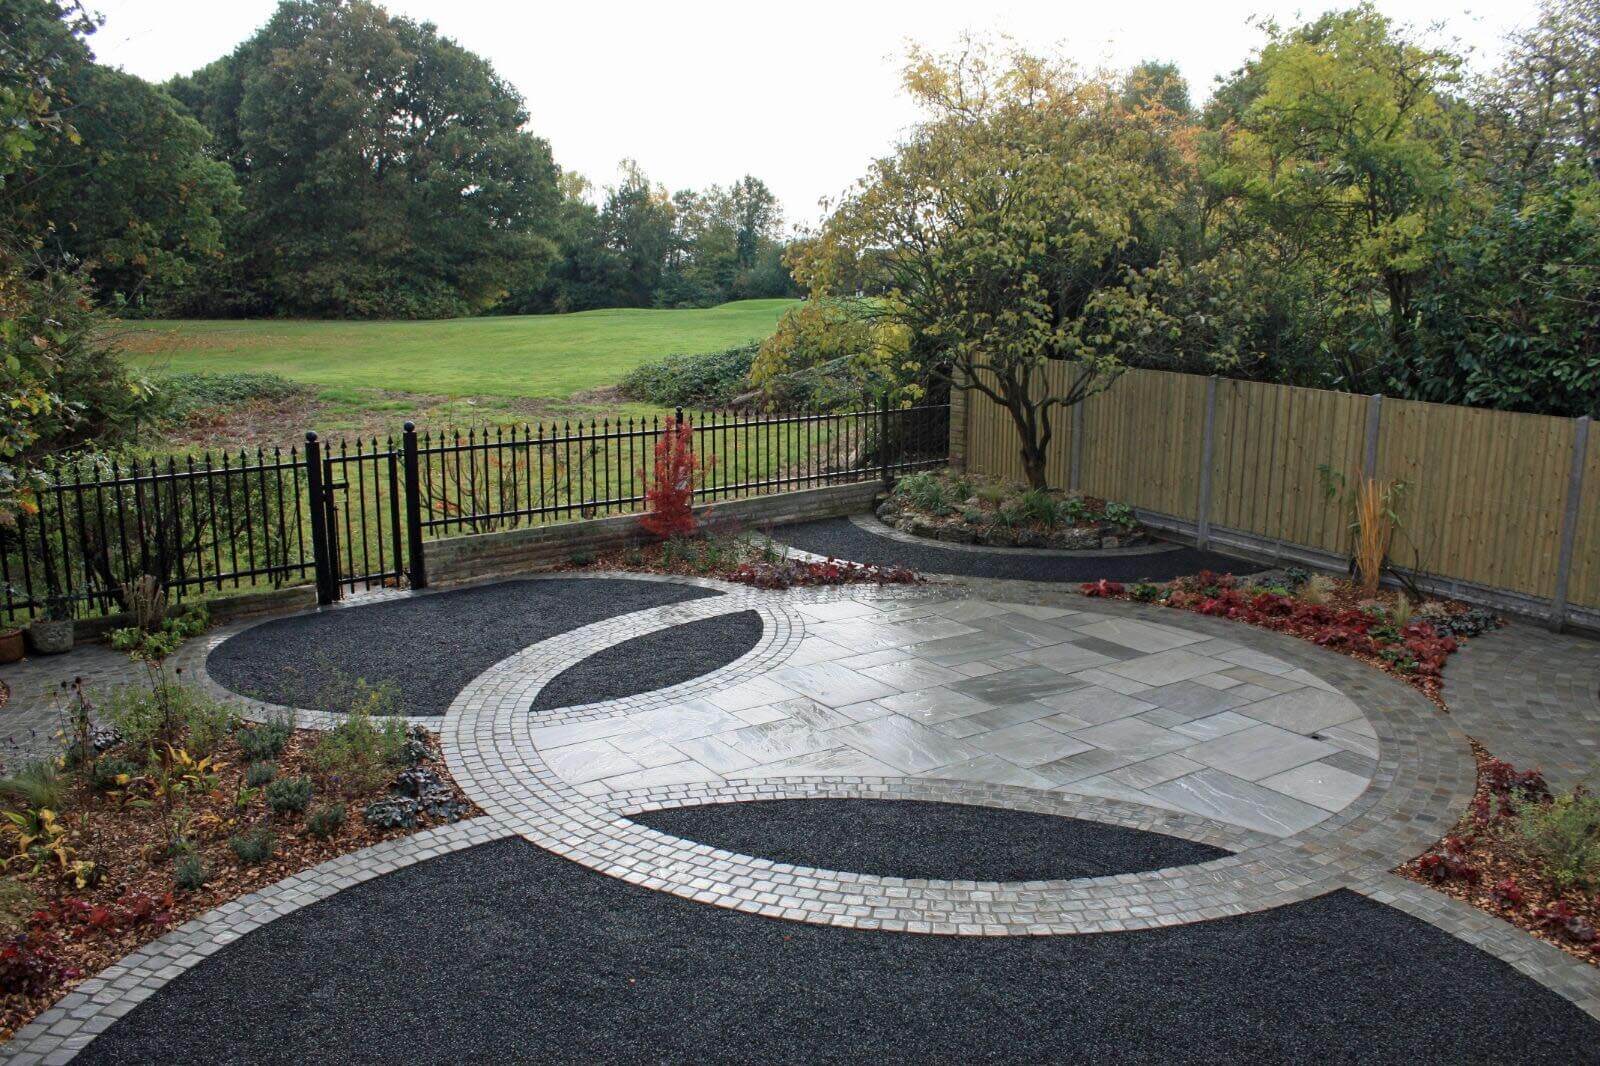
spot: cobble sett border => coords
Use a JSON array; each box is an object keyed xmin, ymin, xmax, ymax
[
  {"xmin": 9, "ymin": 571, "xmax": 1599, "ymax": 1060},
  {"xmin": 444, "ymin": 574, "xmax": 1478, "ymax": 938}
]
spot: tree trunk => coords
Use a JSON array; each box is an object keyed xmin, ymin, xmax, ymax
[{"xmin": 1020, "ymin": 444, "xmax": 1049, "ymax": 490}]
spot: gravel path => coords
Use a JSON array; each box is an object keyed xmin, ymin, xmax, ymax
[
  {"xmin": 207, "ymin": 578, "xmax": 718, "ymax": 717},
  {"xmin": 532, "ymin": 610, "xmax": 764, "ymax": 712},
  {"xmin": 78, "ymin": 837, "xmax": 1600, "ymax": 1065},
  {"xmin": 776, "ymin": 517, "xmax": 1262, "ymax": 582},
  {"xmin": 633, "ymin": 798, "xmax": 1226, "ymax": 881}
]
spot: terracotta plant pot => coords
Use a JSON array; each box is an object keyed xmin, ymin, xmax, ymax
[
  {"xmin": 28, "ymin": 618, "xmax": 74, "ymax": 655},
  {"xmin": 0, "ymin": 628, "xmax": 23, "ymax": 664}
]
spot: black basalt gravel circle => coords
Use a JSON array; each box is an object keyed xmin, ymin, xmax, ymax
[
  {"xmin": 532, "ymin": 610, "xmax": 764, "ymax": 712},
  {"xmin": 632, "ymin": 798, "xmax": 1228, "ymax": 881},
  {"xmin": 777, "ymin": 516, "xmax": 1263, "ymax": 582},
  {"xmin": 77, "ymin": 836, "xmax": 1600, "ymax": 1065},
  {"xmin": 207, "ymin": 578, "xmax": 719, "ymax": 717}
]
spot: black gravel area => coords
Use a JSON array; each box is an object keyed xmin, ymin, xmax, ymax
[
  {"xmin": 80, "ymin": 837, "xmax": 1600, "ymax": 1065},
  {"xmin": 777, "ymin": 516, "xmax": 1263, "ymax": 582},
  {"xmin": 633, "ymin": 798, "xmax": 1227, "ymax": 881},
  {"xmin": 532, "ymin": 610, "xmax": 764, "ymax": 712},
  {"xmin": 207, "ymin": 578, "xmax": 719, "ymax": 717}
]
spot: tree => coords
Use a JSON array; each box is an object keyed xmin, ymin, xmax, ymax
[
  {"xmin": 167, "ymin": 0, "xmax": 561, "ymax": 318},
  {"xmin": 7, "ymin": 63, "xmax": 239, "ymax": 310},
  {"xmin": 792, "ymin": 41, "xmax": 1184, "ymax": 488},
  {"xmin": 597, "ymin": 161, "xmax": 676, "ymax": 308},
  {"xmin": 1204, "ymin": 6, "xmax": 1465, "ymax": 380},
  {"xmin": 1485, "ymin": 0, "xmax": 1600, "ymax": 182}
]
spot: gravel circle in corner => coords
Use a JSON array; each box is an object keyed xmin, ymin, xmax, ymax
[
  {"xmin": 207, "ymin": 577, "xmax": 719, "ymax": 717},
  {"xmin": 532, "ymin": 610, "xmax": 764, "ymax": 711},
  {"xmin": 632, "ymin": 798, "xmax": 1227, "ymax": 881},
  {"xmin": 778, "ymin": 516, "xmax": 1263, "ymax": 582},
  {"xmin": 76, "ymin": 837, "xmax": 1600, "ymax": 1064}
]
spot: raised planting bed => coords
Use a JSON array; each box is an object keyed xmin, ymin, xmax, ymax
[
  {"xmin": 574, "ymin": 533, "xmax": 920, "ymax": 591},
  {"xmin": 877, "ymin": 471, "xmax": 1148, "ymax": 550}
]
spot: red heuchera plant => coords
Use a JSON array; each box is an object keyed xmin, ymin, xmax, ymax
[
  {"xmin": 0, "ymin": 931, "xmax": 77, "ymax": 996},
  {"xmin": 1417, "ymin": 837, "xmax": 1480, "ymax": 884},
  {"xmin": 1490, "ymin": 878, "xmax": 1525, "ymax": 908},
  {"xmin": 640, "ymin": 419, "xmax": 698, "ymax": 539},
  {"xmin": 1079, "ymin": 579, "xmax": 1124, "ymax": 598},
  {"xmin": 1533, "ymin": 902, "xmax": 1598, "ymax": 944}
]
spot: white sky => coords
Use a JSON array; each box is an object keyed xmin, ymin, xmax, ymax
[{"xmin": 88, "ymin": 0, "xmax": 1539, "ymax": 229}]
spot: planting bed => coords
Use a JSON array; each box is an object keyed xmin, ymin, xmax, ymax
[
  {"xmin": 0, "ymin": 724, "xmax": 477, "ymax": 1040},
  {"xmin": 877, "ymin": 472, "xmax": 1150, "ymax": 549},
  {"xmin": 74, "ymin": 837, "xmax": 1599, "ymax": 1063},
  {"xmin": 775, "ymin": 516, "xmax": 1256, "ymax": 582},
  {"xmin": 207, "ymin": 577, "xmax": 719, "ymax": 717},
  {"xmin": 632, "ymin": 798, "xmax": 1228, "ymax": 882},
  {"xmin": 531, "ymin": 610, "xmax": 765, "ymax": 712}
]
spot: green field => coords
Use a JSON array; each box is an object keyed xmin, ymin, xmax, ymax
[{"xmin": 119, "ymin": 299, "xmax": 799, "ymax": 400}]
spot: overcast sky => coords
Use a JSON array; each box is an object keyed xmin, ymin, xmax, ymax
[{"xmin": 87, "ymin": 0, "xmax": 1539, "ymax": 229}]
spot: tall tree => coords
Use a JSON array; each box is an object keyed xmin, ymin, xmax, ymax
[
  {"xmin": 793, "ymin": 41, "xmax": 1185, "ymax": 488},
  {"xmin": 168, "ymin": 0, "xmax": 561, "ymax": 318}
]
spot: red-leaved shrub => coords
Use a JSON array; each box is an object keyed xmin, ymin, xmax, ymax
[{"xmin": 641, "ymin": 419, "xmax": 699, "ymax": 539}]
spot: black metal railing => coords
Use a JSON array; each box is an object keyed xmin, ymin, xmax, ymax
[{"xmin": 0, "ymin": 398, "xmax": 948, "ymax": 619}]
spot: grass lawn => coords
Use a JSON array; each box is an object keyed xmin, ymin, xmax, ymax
[{"xmin": 118, "ymin": 299, "xmax": 798, "ymax": 400}]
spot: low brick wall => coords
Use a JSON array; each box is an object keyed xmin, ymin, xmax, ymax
[
  {"xmin": 68, "ymin": 585, "xmax": 318, "ymax": 647},
  {"xmin": 427, "ymin": 482, "xmax": 882, "ymax": 586}
]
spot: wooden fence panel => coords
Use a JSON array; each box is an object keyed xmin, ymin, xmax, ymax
[
  {"xmin": 1563, "ymin": 424, "xmax": 1600, "ymax": 609},
  {"xmin": 1076, "ymin": 369, "xmax": 1207, "ymax": 517},
  {"xmin": 1374, "ymin": 399, "xmax": 1574, "ymax": 600}
]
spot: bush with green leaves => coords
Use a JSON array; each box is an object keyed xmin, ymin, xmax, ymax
[
  {"xmin": 90, "ymin": 756, "xmax": 139, "ymax": 792},
  {"xmin": 310, "ymin": 709, "xmax": 410, "ymax": 795},
  {"xmin": 235, "ymin": 717, "xmax": 293, "ymax": 762},
  {"xmin": 245, "ymin": 761, "xmax": 277, "ymax": 788},
  {"xmin": 618, "ymin": 344, "xmax": 757, "ymax": 407},
  {"xmin": 304, "ymin": 803, "xmax": 347, "ymax": 840},
  {"xmin": 228, "ymin": 826, "xmax": 276, "ymax": 866},
  {"xmin": 174, "ymin": 853, "xmax": 209, "ymax": 891},
  {"xmin": 1515, "ymin": 791, "xmax": 1600, "ymax": 891},
  {"xmin": 145, "ymin": 372, "xmax": 304, "ymax": 424},
  {"xmin": 264, "ymin": 776, "xmax": 313, "ymax": 815},
  {"xmin": 104, "ymin": 682, "xmax": 237, "ymax": 763}
]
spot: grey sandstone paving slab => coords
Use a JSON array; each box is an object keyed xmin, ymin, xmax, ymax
[
  {"xmin": 1034, "ymin": 747, "xmax": 1137, "ymax": 785},
  {"xmin": 950, "ymin": 665, "xmax": 1085, "ymax": 704},
  {"xmin": 672, "ymin": 735, "xmax": 760, "ymax": 775},
  {"xmin": 874, "ymin": 687, "xmax": 989, "ymax": 725},
  {"xmin": 630, "ymin": 699, "xmax": 747, "ymax": 742},
  {"xmin": 1104, "ymin": 648, "xmax": 1235, "ymax": 687},
  {"xmin": 1145, "ymin": 680, "xmax": 1255, "ymax": 718},
  {"xmin": 1038, "ymin": 687, "xmax": 1157, "ymax": 727},
  {"xmin": 958, "ymin": 700, "xmax": 1063, "ymax": 732},
  {"xmin": 1260, "ymin": 760, "xmax": 1372, "ymax": 812},
  {"xmin": 1073, "ymin": 618, "xmax": 1212, "ymax": 653},
  {"xmin": 738, "ymin": 747, "xmax": 901, "ymax": 777},
  {"xmin": 826, "ymin": 715, "xmax": 984, "ymax": 774},
  {"xmin": 1017, "ymin": 641, "xmax": 1120, "ymax": 673},
  {"xmin": 1173, "ymin": 711, "xmax": 1260, "ymax": 742},
  {"xmin": 857, "ymin": 657, "xmax": 969, "ymax": 692},
  {"xmin": 918, "ymin": 755, "xmax": 1062, "ymax": 789},
  {"xmin": 969, "ymin": 721, "xmax": 1094, "ymax": 766},
  {"xmin": 1240, "ymin": 688, "xmax": 1364, "ymax": 735},
  {"xmin": 1068, "ymin": 717, "xmax": 1194, "ymax": 759},
  {"xmin": 769, "ymin": 662, "xmax": 900, "ymax": 707},
  {"xmin": 1180, "ymin": 722, "xmax": 1339, "ymax": 781},
  {"xmin": 725, "ymin": 719, "xmax": 836, "ymax": 763},
  {"xmin": 1317, "ymin": 722, "xmax": 1381, "ymax": 761},
  {"xmin": 1146, "ymin": 768, "xmax": 1330, "ymax": 837},
  {"xmin": 903, "ymin": 631, "xmax": 1032, "ymax": 666}
]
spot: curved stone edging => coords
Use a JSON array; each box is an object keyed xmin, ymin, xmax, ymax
[
  {"xmin": 442, "ymin": 577, "xmax": 1478, "ymax": 937},
  {"xmin": 604, "ymin": 776, "xmax": 1275, "ymax": 856},
  {"xmin": 1, "ymin": 817, "xmax": 515, "ymax": 1064},
  {"xmin": 849, "ymin": 513, "xmax": 1178, "ymax": 557}
]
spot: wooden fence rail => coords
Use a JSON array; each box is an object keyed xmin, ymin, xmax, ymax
[{"xmin": 953, "ymin": 365, "xmax": 1598, "ymax": 629}]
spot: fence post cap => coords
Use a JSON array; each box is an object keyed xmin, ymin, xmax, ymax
[
  {"xmin": 403, "ymin": 421, "xmax": 416, "ymax": 433},
  {"xmin": 305, "ymin": 431, "xmax": 318, "ymax": 443}
]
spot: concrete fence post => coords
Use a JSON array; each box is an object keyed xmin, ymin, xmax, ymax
[
  {"xmin": 1069, "ymin": 402, "xmax": 1085, "ymax": 493},
  {"xmin": 1550, "ymin": 415, "xmax": 1591, "ymax": 632},
  {"xmin": 1362, "ymin": 394, "xmax": 1383, "ymax": 480},
  {"xmin": 1196, "ymin": 376, "xmax": 1219, "ymax": 549}
]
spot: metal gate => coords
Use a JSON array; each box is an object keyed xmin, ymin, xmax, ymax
[{"xmin": 304, "ymin": 432, "xmax": 408, "ymax": 603}]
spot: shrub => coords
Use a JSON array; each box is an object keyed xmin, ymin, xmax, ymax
[
  {"xmin": 640, "ymin": 419, "xmax": 699, "ymax": 539},
  {"xmin": 304, "ymin": 803, "xmax": 347, "ymax": 840},
  {"xmin": 147, "ymin": 372, "xmax": 303, "ymax": 423},
  {"xmin": 1514, "ymin": 791, "xmax": 1600, "ymax": 891},
  {"xmin": 173, "ymin": 853, "xmax": 209, "ymax": 891},
  {"xmin": 235, "ymin": 717, "xmax": 293, "ymax": 762},
  {"xmin": 1130, "ymin": 582, "xmax": 1163, "ymax": 603},
  {"xmin": 105, "ymin": 682, "xmax": 238, "ymax": 761},
  {"xmin": 264, "ymin": 776, "xmax": 313, "ymax": 815},
  {"xmin": 245, "ymin": 761, "xmax": 278, "ymax": 788},
  {"xmin": 0, "ymin": 881, "xmax": 38, "ymax": 935},
  {"xmin": 0, "ymin": 760, "xmax": 66, "ymax": 813},
  {"xmin": 363, "ymin": 798, "xmax": 419, "ymax": 831},
  {"xmin": 617, "ymin": 344, "xmax": 756, "ymax": 407},
  {"xmin": 569, "ymin": 549, "xmax": 596, "ymax": 567},
  {"xmin": 310, "ymin": 709, "xmax": 409, "ymax": 795},
  {"xmin": 1018, "ymin": 488, "xmax": 1063, "ymax": 528},
  {"xmin": 229, "ymin": 826, "xmax": 276, "ymax": 865}
]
